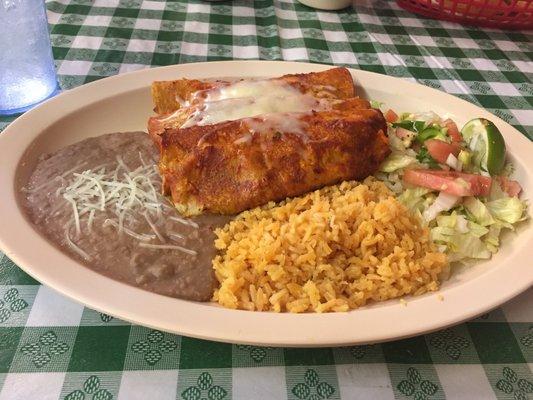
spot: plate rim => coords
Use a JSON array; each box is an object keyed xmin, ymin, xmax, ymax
[{"xmin": 1, "ymin": 60, "xmax": 532, "ymax": 347}]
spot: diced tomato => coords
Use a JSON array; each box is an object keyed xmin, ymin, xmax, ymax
[
  {"xmin": 385, "ymin": 109, "xmax": 399, "ymax": 123},
  {"xmin": 425, "ymin": 139, "xmax": 461, "ymax": 164},
  {"xmin": 496, "ymin": 176, "xmax": 522, "ymax": 197},
  {"xmin": 395, "ymin": 127, "xmax": 414, "ymax": 139},
  {"xmin": 403, "ymin": 169, "xmax": 492, "ymax": 197},
  {"xmin": 442, "ymin": 118, "xmax": 462, "ymax": 143},
  {"xmin": 427, "ymin": 171, "xmax": 492, "ymax": 196}
]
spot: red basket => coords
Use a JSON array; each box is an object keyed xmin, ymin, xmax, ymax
[{"xmin": 397, "ymin": 0, "xmax": 533, "ymax": 30}]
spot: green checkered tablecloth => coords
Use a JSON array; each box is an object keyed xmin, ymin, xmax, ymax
[{"xmin": 0, "ymin": 0, "xmax": 532, "ymax": 398}]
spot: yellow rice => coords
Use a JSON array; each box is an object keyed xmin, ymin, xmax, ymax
[{"xmin": 212, "ymin": 177, "xmax": 448, "ymax": 313}]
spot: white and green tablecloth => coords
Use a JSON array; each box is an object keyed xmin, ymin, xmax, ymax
[{"xmin": 0, "ymin": 0, "xmax": 532, "ymax": 398}]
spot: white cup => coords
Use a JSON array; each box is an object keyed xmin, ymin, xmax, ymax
[{"xmin": 297, "ymin": 0, "xmax": 352, "ymax": 10}]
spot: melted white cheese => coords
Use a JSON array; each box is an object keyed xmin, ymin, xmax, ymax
[
  {"xmin": 181, "ymin": 80, "xmax": 322, "ymax": 128},
  {"xmin": 246, "ymin": 113, "xmax": 309, "ymax": 139}
]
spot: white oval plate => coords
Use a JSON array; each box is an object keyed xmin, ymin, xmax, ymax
[{"xmin": 0, "ymin": 61, "xmax": 532, "ymax": 347}]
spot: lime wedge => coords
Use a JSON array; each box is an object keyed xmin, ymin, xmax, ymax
[{"xmin": 461, "ymin": 118, "xmax": 506, "ymax": 175}]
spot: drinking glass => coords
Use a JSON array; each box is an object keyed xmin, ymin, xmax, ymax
[{"xmin": 0, "ymin": 0, "xmax": 59, "ymax": 115}]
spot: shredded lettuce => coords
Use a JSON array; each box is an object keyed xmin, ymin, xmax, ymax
[
  {"xmin": 423, "ymin": 190, "xmax": 527, "ymax": 263},
  {"xmin": 398, "ymin": 187, "xmax": 432, "ymax": 213},
  {"xmin": 387, "ymin": 128, "xmax": 407, "ymax": 151},
  {"xmin": 380, "ymin": 153, "xmax": 417, "ymax": 173},
  {"xmin": 484, "ymin": 224, "xmax": 501, "ymax": 252},
  {"xmin": 467, "ymin": 221, "xmax": 489, "ymax": 238},
  {"xmin": 436, "ymin": 213, "xmax": 457, "ymax": 228},
  {"xmin": 430, "ymin": 226, "xmax": 456, "ymax": 242},
  {"xmin": 463, "ymin": 197, "xmax": 495, "ymax": 226},
  {"xmin": 486, "ymin": 197, "xmax": 526, "ymax": 224},
  {"xmin": 436, "ymin": 212, "xmax": 468, "ymax": 233},
  {"xmin": 450, "ymin": 234, "xmax": 492, "ymax": 261},
  {"xmin": 430, "ymin": 227, "xmax": 492, "ymax": 261}
]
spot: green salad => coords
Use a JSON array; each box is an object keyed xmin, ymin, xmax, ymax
[{"xmin": 375, "ymin": 107, "xmax": 527, "ymax": 263}]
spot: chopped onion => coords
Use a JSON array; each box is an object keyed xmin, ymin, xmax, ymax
[
  {"xmin": 445, "ymin": 153, "xmax": 462, "ymax": 171},
  {"xmin": 423, "ymin": 192, "xmax": 461, "ymax": 222}
]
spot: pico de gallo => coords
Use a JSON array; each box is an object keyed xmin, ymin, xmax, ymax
[{"xmin": 376, "ymin": 106, "xmax": 528, "ymax": 263}]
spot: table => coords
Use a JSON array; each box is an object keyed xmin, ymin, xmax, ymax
[{"xmin": 0, "ymin": 1, "xmax": 532, "ymax": 399}]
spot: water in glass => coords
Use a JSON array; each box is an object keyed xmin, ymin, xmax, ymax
[{"xmin": 0, "ymin": 0, "xmax": 59, "ymax": 115}]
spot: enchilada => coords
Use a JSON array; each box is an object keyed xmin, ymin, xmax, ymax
[{"xmin": 148, "ymin": 68, "xmax": 390, "ymax": 215}]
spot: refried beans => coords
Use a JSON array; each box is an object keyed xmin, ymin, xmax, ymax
[{"xmin": 21, "ymin": 131, "xmax": 231, "ymax": 301}]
